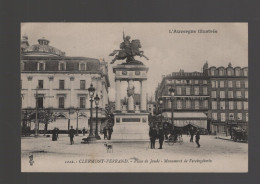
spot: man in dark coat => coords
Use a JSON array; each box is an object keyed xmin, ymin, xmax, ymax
[
  {"xmin": 149, "ymin": 127, "xmax": 157, "ymax": 149},
  {"xmin": 158, "ymin": 127, "xmax": 164, "ymax": 149},
  {"xmin": 195, "ymin": 130, "xmax": 200, "ymax": 148},
  {"xmin": 108, "ymin": 126, "xmax": 113, "ymax": 140},
  {"xmin": 68, "ymin": 126, "xmax": 75, "ymax": 145},
  {"xmin": 82, "ymin": 127, "xmax": 86, "ymax": 136},
  {"xmin": 190, "ymin": 127, "xmax": 194, "ymax": 142},
  {"xmin": 103, "ymin": 126, "xmax": 108, "ymax": 140},
  {"xmin": 52, "ymin": 127, "xmax": 57, "ymax": 141}
]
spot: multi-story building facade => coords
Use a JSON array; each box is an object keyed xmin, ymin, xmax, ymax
[
  {"xmin": 204, "ymin": 62, "xmax": 248, "ymax": 134},
  {"xmin": 21, "ymin": 36, "xmax": 110, "ymax": 132},
  {"xmin": 155, "ymin": 70, "xmax": 210, "ymax": 129},
  {"xmin": 155, "ymin": 62, "xmax": 248, "ymax": 134}
]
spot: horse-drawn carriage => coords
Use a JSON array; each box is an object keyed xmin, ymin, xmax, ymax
[{"xmin": 231, "ymin": 127, "xmax": 248, "ymax": 142}]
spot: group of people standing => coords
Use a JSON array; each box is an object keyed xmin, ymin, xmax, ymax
[
  {"xmin": 149, "ymin": 126, "xmax": 165, "ymax": 149},
  {"xmin": 188, "ymin": 127, "xmax": 200, "ymax": 148},
  {"xmin": 103, "ymin": 125, "xmax": 113, "ymax": 140}
]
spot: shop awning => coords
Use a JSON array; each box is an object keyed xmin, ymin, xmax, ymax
[{"xmin": 161, "ymin": 112, "xmax": 207, "ymax": 119}]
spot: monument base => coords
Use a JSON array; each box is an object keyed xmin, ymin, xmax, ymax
[{"xmin": 112, "ymin": 113, "xmax": 149, "ymax": 140}]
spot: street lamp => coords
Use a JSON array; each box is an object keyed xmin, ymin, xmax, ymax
[
  {"xmin": 229, "ymin": 114, "xmax": 234, "ymax": 139},
  {"xmin": 76, "ymin": 107, "xmax": 79, "ymax": 136},
  {"xmin": 159, "ymin": 98, "xmax": 163, "ymax": 126},
  {"xmin": 94, "ymin": 94, "xmax": 101, "ymax": 140},
  {"xmin": 86, "ymin": 83, "xmax": 96, "ymax": 142},
  {"xmin": 169, "ymin": 86, "xmax": 175, "ymax": 127},
  {"xmin": 34, "ymin": 86, "xmax": 39, "ymax": 136}
]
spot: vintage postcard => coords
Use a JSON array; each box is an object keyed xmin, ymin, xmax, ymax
[{"xmin": 21, "ymin": 23, "xmax": 248, "ymax": 172}]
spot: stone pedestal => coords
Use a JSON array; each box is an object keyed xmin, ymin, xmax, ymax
[{"xmin": 112, "ymin": 63, "xmax": 149, "ymax": 140}]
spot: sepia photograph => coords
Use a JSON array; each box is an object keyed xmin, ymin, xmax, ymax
[{"xmin": 20, "ymin": 23, "xmax": 248, "ymax": 172}]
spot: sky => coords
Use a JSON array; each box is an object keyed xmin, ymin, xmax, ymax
[{"xmin": 21, "ymin": 23, "xmax": 248, "ymax": 101}]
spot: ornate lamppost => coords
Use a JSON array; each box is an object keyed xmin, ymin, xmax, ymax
[
  {"xmin": 169, "ymin": 86, "xmax": 175, "ymax": 127},
  {"xmin": 159, "ymin": 98, "xmax": 163, "ymax": 126},
  {"xmin": 229, "ymin": 114, "xmax": 234, "ymax": 139},
  {"xmin": 76, "ymin": 107, "xmax": 79, "ymax": 136},
  {"xmin": 86, "ymin": 83, "xmax": 96, "ymax": 142},
  {"xmin": 94, "ymin": 94, "xmax": 101, "ymax": 140}
]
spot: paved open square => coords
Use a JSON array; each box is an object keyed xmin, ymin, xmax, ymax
[{"xmin": 21, "ymin": 134, "xmax": 247, "ymax": 172}]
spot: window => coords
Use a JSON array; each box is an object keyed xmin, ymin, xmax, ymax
[
  {"xmin": 229, "ymin": 113, "xmax": 234, "ymax": 120},
  {"xmin": 221, "ymin": 113, "xmax": 226, "ymax": 122},
  {"xmin": 203, "ymin": 100, "xmax": 208, "ymax": 108},
  {"xmin": 37, "ymin": 97, "xmax": 43, "ymax": 108},
  {"xmin": 237, "ymin": 101, "xmax": 242, "ymax": 110},
  {"xmin": 38, "ymin": 80, "xmax": 43, "ymax": 89},
  {"xmin": 59, "ymin": 62, "xmax": 66, "ymax": 71},
  {"xmin": 245, "ymin": 81, "xmax": 248, "ymax": 88},
  {"xmin": 216, "ymin": 81, "xmax": 218, "ymax": 88},
  {"xmin": 211, "ymin": 69, "xmax": 215, "ymax": 76},
  {"xmin": 195, "ymin": 100, "xmax": 199, "ymax": 109},
  {"xmin": 59, "ymin": 80, "xmax": 65, "ymax": 90},
  {"xmin": 235, "ymin": 69, "xmax": 240, "ymax": 76},
  {"xmin": 194, "ymin": 87, "xmax": 199, "ymax": 95},
  {"xmin": 227, "ymin": 69, "xmax": 232, "ymax": 76},
  {"xmin": 236, "ymin": 91, "xmax": 242, "ymax": 98},
  {"xmin": 186, "ymin": 87, "xmax": 190, "ymax": 95},
  {"xmin": 80, "ymin": 80, "xmax": 86, "ymax": 89},
  {"xmin": 246, "ymin": 113, "xmax": 248, "ymax": 122},
  {"xmin": 228, "ymin": 91, "xmax": 233, "ymax": 98},
  {"xmin": 177, "ymin": 100, "xmax": 182, "ymax": 109},
  {"xmin": 176, "ymin": 79, "xmax": 182, "ymax": 84},
  {"xmin": 229, "ymin": 101, "xmax": 234, "ymax": 110},
  {"xmin": 186, "ymin": 100, "xmax": 191, "ymax": 109},
  {"xmin": 220, "ymin": 91, "xmax": 225, "ymax": 98},
  {"xmin": 203, "ymin": 80, "xmax": 207, "ymax": 85},
  {"xmin": 80, "ymin": 97, "xmax": 86, "ymax": 108},
  {"xmin": 244, "ymin": 69, "xmax": 248, "ymax": 76},
  {"xmin": 228, "ymin": 81, "xmax": 233, "ymax": 88},
  {"xmin": 211, "ymin": 81, "xmax": 216, "ymax": 88},
  {"xmin": 194, "ymin": 80, "xmax": 199, "ymax": 84},
  {"xmin": 245, "ymin": 91, "xmax": 248, "ymax": 98},
  {"xmin": 212, "ymin": 113, "xmax": 217, "ymax": 120},
  {"xmin": 220, "ymin": 101, "xmax": 225, "ymax": 110},
  {"xmin": 177, "ymin": 87, "xmax": 182, "ymax": 95},
  {"xmin": 79, "ymin": 63, "xmax": 86, "ymax": 71},
  {"xmin": 203, "ymin": 87, "xmax": 207, "ymax": 95},
  {"xmin": 185, "ymin": 80, "xmax": 191, "ymax": 84},
  {"xmin": 244, "ymin": 102, "xmax": 248, "ymax": 110},
  {"xmin": 38, "ymin": 62, "xmax": 45, "ymax": 71},
  {"xmin": 220, "ymin": 81, "xmax": 225, "ymax": 88},
  {"xmin": 212, "ymin": 101, "xmax": 217, "ymax": 110},
  {"xmin": 219, "ymin": 69, "xmax": 224, "ymax": 76},
  {"xmin": 236, "ymin": 81, "xmax": 241, "ymax": 88},
  {"xmin": 211, "ymin": 91, "xmax": 216, "ymax": 98},
  {"xmin": 237, "ymin": 113, "xmax": 242, "ymax": 120},
  {"xmin": 59, "ymin": 97, "xmax": 65, "ymax": 108}
]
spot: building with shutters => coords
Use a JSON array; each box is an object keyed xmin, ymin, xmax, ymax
[
  {"xmin": 21, "ymin": 36, "xmax": 110, "ymax": 132},
  {"xmin": 155, "ymin": 62, "xmax": 248, "ymax": 134}
]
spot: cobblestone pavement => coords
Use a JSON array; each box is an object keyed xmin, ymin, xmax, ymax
[{"xmin": 21, "ymin": 134, "xmax": 248, "ymax": 172}]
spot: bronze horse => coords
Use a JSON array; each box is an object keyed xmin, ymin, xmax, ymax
[{"xmin": 110, "ymin": 39, "xmax": 149, "ymax": 64}]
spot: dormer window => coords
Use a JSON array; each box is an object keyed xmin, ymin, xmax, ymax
[
  {"xmin": 211, "ymin": 69, "xmax": 215, "ymax": 76},
  {"xmin": 79, "ymin": 63, "xmax": 87, "ymax": 71},
  {"xmin": 235, "ymin": 69, "xmax": 241, "ymax": 76},
  {"xmin": 37, "ymin": 62, "xmax": 45, "ymax": 71},
  {"xmin": 227, "ymin": 69, "xmax": 232, "ymax": 76},
  {"xmin": 59, "ymin": 62, "xmax": 66, "ymax": 71},
  {"xmin": 219, "ymin": 69, "xmax": 224, "ymax": 76},
  {"xmin": 243, "ymin": 69, "xmax": 248, "ymax": 76}
]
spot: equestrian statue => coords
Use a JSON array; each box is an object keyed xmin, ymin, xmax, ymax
[{"xmin": 109, "ymin": 31, "xmax": 149, "ymax": 64}]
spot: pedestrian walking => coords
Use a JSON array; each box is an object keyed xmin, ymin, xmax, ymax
[
  {"xmin": 82, "ymin": 127, "xmax": 86, "ymax": 136},
  {"xmin": 52, "ymin": 127, "xmax": 57, "ymax": 141},
  {"xmin": 149, "ymin": 127, "xmax": 157, "ymax": 149},
  {"xmin": 195, "ymin": 130, "xmax": 200, "ymax": 148},
  {"xmin": 158, "ymin": 127, "xmax": 164, "ymax": 149},
  {"xmin": 103, "ymin": 126, "xmax": 108, "ymax": 140},
  {"xmin": 68, "ymin": 126, "xmax": 75, "ymax": 145},
  {"xmin": 108, "ymin": 126, "xmax": 113, "ymax": 140},
  {"xmin": 190, "ymin": 127, "xmax": 194, "ymax": 142}
]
